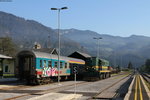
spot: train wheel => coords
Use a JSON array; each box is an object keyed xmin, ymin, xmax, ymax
[
  {"xmin": 105, "ymin": 73, "xmax": 106, "ymax": 78},
  {"xmin": 103, "ymin": 74, "xmax": 105, "ymax": 79},
  {"xmin": 61, "ymin": 76, "xmax": 68, "ymax": 80},
  {"xmin": 105, "ymin": 73, "xmax": 108, "ymax": 78},
  {"xmin": 65, "ymin": 76, "xmax": 68, "ymax": 80},
  {"xmin": 37, "ymin": 79, "xmax": 43, "ymax": 85},
  {"xmin": 99, "ymin": 74, "xmax": 101, "ymax": 79},
  {"xmin": 101, "ymin": 74, "xmax": 103, "ymax": 79},
  {"xmin": 109, "ymin": 73, "xmax": 111, "ymax": 77},
  {"xmin": 26, "ymin": 79, "xmax": 31, "ymax": 85}
]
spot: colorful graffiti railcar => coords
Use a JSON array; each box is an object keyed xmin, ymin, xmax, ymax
[
  {"xmin": 84, "ymin": 57, "xmax": 111, "ymax": 81},
  {"xmin": 16, "ymin": 50, "xmax": 85, "ymax": 84}
]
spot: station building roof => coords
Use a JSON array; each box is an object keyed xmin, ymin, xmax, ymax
[{"xmin": 68, "ymin": 51, "xmax": 91, "ymax": 61}]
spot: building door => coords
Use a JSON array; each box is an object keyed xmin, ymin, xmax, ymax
[{"xmin": 0, "ymin": 59, "xmax": 3, "ymax": 77}]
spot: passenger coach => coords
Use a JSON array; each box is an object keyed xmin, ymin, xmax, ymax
[{"xmin": 16, "ymin": 50, "xmax": 85, "ymax": 84}]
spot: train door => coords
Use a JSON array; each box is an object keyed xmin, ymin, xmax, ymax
[
  {"xmin": 18, "ymin": 55, "xmax": 34, "ymax": 80},
  {"xmin": 48, "ymin": 60, "xmax": 52, "ymax": 76}
]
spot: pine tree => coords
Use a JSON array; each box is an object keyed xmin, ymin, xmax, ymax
[{"xmin": 128, "ymin": 61, "xmax": 133, "ymax": 69}]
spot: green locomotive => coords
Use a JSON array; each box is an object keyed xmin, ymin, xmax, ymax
[{"xmin": 84, "ymin": 57, "xmax": 111, "ymax": 81}]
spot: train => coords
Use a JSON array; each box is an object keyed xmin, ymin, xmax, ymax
[
  {"xmin": 16, "ymin": 50, "xmax": 111, "ymax": 84},
  {"xmin": 84, "ymin": 57, "xmax": 111, "ymax": 81}
]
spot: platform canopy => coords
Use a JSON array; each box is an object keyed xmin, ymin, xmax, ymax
[{"xmin": 0, "ymin": 54, "xmax": 12, "ymax": 59}]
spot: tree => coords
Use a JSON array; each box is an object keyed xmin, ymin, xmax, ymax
[
  {"xmin": 128, "ymin": 61, "xmax": 133, "ymax": 69},
  {"xmin": 144, "ymin": 59, "xmax": 150, "ymax": 72},
  {"xmin": 0, "ymin": 37, "xmax": 18, "ymax": 57}
]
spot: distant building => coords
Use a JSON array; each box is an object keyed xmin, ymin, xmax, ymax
[
  {"xmin": 33, "ymin": 42, "xmax": 42, "ymax": 49},
  {"xmin": 32, "ymin": 48, "xmax": 58, "ymax": 55},
  {"xmin": 0, "ymin": 54, "xmax": 14, "ymax": 78},
  {"xmin": 33, "ymin": 42, "xmax": 57, "ymax": 55},
  {"xmin": 68, "ymin": 51, "xmax": 91, "ymax": 61}
]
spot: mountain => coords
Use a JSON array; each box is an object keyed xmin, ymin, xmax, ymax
[
  {"xmin": 0, "ymin": 11, "xmax": 150, "ymax": 67},
  {"xmin": 0, "ymin": 11, "xmax": 84, "ymax": 55},
  {"xmin": 61, "ymin": 29, "xmax": 150, "ymax": 67}
]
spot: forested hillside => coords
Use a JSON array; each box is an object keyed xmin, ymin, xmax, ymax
[{"xmin": 1, "ymin": 11, "xmax": 150, "ymax": 67}]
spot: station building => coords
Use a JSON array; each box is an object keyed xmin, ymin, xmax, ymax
[{"xmin": 0, "ymin": 54, "xmax": 15, "ymax": 78}]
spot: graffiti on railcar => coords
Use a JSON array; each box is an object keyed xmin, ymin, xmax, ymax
[{"xmin": 42, "ymin": 67, "xmax": 62, "ymax": 76}]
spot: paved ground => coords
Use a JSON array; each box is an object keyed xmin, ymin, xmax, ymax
[
  {"xmin": 0, "ymin": 81, "xmax": 85, "ymax": 100},
  {"xmin": 0, "ymin": 72, "xmax": 132, "ymax": 100},
  {"xmin": 60, "ymin": 73, "xmax": 132, "ymax": 100}
]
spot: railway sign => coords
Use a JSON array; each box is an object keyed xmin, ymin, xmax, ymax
[
  {"xmin": 74, "ymin": 66, "xmax": 77, "ymax": 94},
  {"xmin": 74, "ymin": 67, "xmax": 77, "ymax": 74}
]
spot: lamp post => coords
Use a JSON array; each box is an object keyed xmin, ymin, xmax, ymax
[
  {"xmin": 93, "ymin": 37, "xmax": 102, "ymax": 58},
  {"xmin": 51, "ymin": 7, "xmax": 68, "ymax": 84}
]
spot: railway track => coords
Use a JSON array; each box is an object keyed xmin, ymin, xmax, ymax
[
  {"xmin": 141, "ymin": 73, "xmax": 150, "ymax": 83},
  {"xmin": 92, "ymin": 74, "xmax": 133, "ymax": 99},
  {"xmin": 59, "ymin": 72, "xmax": 133, "ymax": 100},
  {"xmin": 125, "ymin": 73, "xmax": 150, "ymax": 100},
  {"xmin": 0, "ymin": 72, "xmax": 127, "ymax": 91}
]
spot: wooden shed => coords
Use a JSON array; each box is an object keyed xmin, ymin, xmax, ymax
[{"xmin": 68, "ymin": 51, "xmax": 91, "ymax": 61}]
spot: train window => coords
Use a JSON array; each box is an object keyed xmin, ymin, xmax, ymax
[
  {"xmin": 48, "ymin": 61, "xmax": 52, "ymax": 68},
  {"xmin": 44, "ymin": 60, "xmax": 46, "ymax": 67},
  {"xmin": 60, "ymin": 62, "xmax": 63, "ymax": 68},
  {"xmin": 40, "ymin": 60, "xmax": 42, "ymax": 67},
  {"xmin": 69, "ymin": 63, "xmax": 71, "ymax": 68},
  {"xmin": 65, "ymin": 63, "xmax": 67, "ymax": 68},
  {"xmin": 54, "ymin": 62, "xmax": 58, "ymax": 68}
]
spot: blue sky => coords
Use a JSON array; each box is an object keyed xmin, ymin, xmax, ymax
[{"xmin": 0, "ymin": 0, "xmax": 150, "ymax": 37}]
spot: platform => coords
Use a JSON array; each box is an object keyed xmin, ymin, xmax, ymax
[{"xmin": 27, "ymin": 93, "xmax": 82, "ymax": 100}]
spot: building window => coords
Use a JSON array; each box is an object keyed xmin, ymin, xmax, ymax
[
  {"xmin": 48, "ymin": 61, "xmax": 52, "ymax": 68},
  {"xmin": 54, "ymin": 62, "xmax": 58, "ymax": 68},
  {"xmin": 5, "ymin": 65, "xmax": 8, "ymax": 73},
  {"xmin": 40, "ymin": 60, "xmax": 42, "ymax": 67}
]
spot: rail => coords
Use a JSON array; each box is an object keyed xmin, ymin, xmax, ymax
[{"xmin": 141, "ymin": 73, "xmax": 150, "ymax": 83}]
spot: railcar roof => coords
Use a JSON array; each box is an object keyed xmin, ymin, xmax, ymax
[
  {"xmin": 18, "ymin": 50, "xmax": 85, "ymax": 63},
  {"xmin": 34, "ymin": 51, "xmax": 84, "ymax": 62}
]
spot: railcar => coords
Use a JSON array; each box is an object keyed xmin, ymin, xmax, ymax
[
  {"xmin": 84, "ymin": 57, "xmax": 111, "ymax": 81},
  {"xmin": 16, "ymin": 50, "xmax": 85, "ymax": 84}
]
